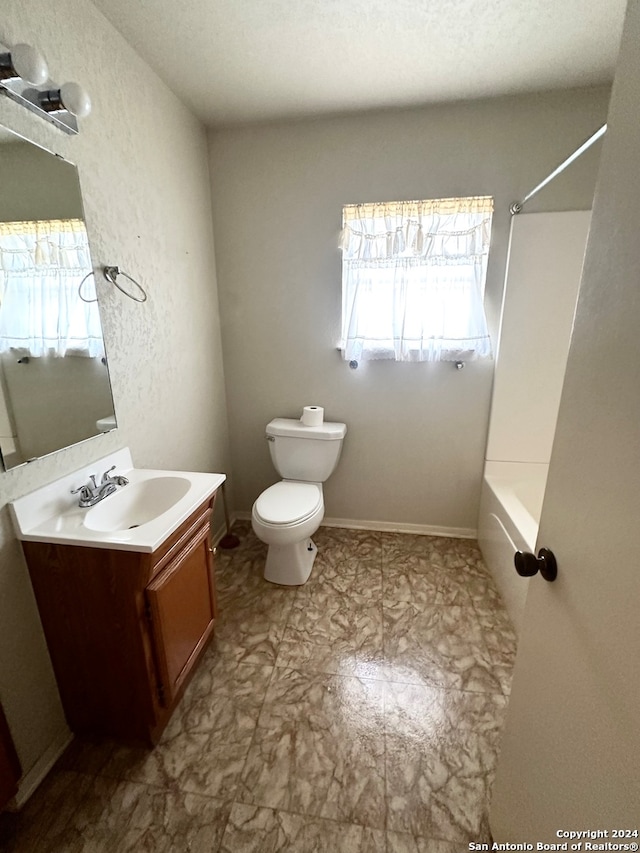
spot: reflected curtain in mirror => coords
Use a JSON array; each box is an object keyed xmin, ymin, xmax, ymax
[{"xmin": 0, "ymin": 218, "xmax": 104, "ymax": 357}]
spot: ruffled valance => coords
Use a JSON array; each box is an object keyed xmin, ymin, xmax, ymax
[
  {"xmin": 339, "ymin": 196, "xmax": 494, "ymax": 363},
  {"xmin": 0, "ymin": 219, "xmax": 90, "ymax": 270},
  {"xmin": 340, "ymin": 196, "xmax": 493, "ymax": 262}
]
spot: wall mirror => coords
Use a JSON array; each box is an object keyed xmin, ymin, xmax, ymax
[{"xmin": 0, "ymin": 124, "xmax": 116, "ymax": 470}]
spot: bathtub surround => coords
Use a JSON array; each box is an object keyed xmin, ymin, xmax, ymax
[
  {"xmin": 209, "ymin": 87, "xmax": 609, "ymax": 536},
  {"xmin": 478, "ymin": 461, "xmax": 548, "ymax": 636},
  {"xmin": 0, "ymin": 0, "xmax": 230, "ymax": 805},
  {"xmin": 486, "ymin": 212, "xmax": 591, "ymax": 466},
  {"xmin": 478, "ymin": 211, "xmax": 591, "ymax": 633}
]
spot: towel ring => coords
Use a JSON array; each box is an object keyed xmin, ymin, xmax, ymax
[
  {"xmin": 78, "ymin": 270, "xmax": 98, "ymax": 303},
  {"xmin": 103, "ymin": 266, "xmax": 148, "ymax": 303}
]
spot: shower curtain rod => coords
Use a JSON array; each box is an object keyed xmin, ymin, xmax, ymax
[{"xmin": 510, "ymin": 123, "xmax": 607, "ymax": 215}]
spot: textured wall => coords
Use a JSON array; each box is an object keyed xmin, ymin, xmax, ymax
[
  {"xmin": 209, "ymin": 88, "xmax": 610, "ymax": 532},
  {"xmin": 0, "ymin": 0, "xmax": 229, "ymax": 790}
]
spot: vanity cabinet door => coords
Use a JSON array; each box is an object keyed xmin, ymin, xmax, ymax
[{"xmin": 146, "ymin": 522, "xmax": 216, "ymax": 707}]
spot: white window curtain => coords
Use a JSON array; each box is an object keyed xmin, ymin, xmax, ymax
[
  {"xmin": 339, "ymin": 196, "xmax": 493, "ymax": 362},
  {"xmin": 0, "ymin": 219, "xmax": 104, "ymax": 358}
]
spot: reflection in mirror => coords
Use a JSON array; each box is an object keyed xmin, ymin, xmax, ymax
[{"xmin": 0, "ymin": 125, "xmax": 116, "ymax": 469}]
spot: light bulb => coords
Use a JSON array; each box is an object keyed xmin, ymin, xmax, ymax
[
  {"xmin": 11, "ymin": 43, "xmax": 48, "ymax": 85},
  {"xmin": 59, "ymin": 82, "xmax": 91, "ymax": 118}
]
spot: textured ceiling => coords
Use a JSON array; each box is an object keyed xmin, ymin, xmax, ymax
[{"xmin": 90, "ymin": 0, "xmax": 626, "ymax": 127}]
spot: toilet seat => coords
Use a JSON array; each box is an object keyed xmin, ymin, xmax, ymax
[{"xmin": 254, "ymin": 481, "xmax": 322, "ymax": 526}]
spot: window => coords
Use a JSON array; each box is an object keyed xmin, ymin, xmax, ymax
[
  {"xmin": 339, "ymin": 196, "xmax": 493, "ymax": 362},
  {"xmin": 0, "ymin": 219, "xmax": 103, "ymax": 358}
]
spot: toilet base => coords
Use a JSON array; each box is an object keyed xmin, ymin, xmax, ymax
[{"xmin": 264, "ymin": 538, "xmax": 318, "ymax": 585}]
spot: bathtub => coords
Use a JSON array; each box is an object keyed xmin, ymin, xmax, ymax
[{"xmin": 477, "ymin": 460, "xmax": 549, "ymax": 636}]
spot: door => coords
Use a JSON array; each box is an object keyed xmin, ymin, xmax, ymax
[
  {"xmin": 146, "ymin": 521, "xmax": 216, "ymax": 707},
  {"xmin": 490, "ymin": 1, "xmax": 640, "ymax": 840},
  {"xmin": 0, "ymin": 702, "xmax": 21, "ymax": 809}
]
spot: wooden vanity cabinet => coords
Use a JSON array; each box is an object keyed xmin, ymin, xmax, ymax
[{"xmin": 23, "ymin": 495, "xmax": 218, "ymax": 745}]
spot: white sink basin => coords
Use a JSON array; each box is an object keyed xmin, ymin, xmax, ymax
[
  {"xmin": 84, "ymin": 475, "xmax": 191, "ymax": 532},
  {"xmin": 10, "ymin": 448, "xmax": 226, "ymax": 552}
]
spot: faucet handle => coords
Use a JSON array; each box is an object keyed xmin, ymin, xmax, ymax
[
  {"xmin": 71, "ymin": 484, "xmax": 92, "ymax": 500},
  {"xmin": 101, "ymin": 465, "xmax": 129, "ymax": 487},
  {"xmin": 101, "ymin": 465, "xmax": 116, "ymax": 484}
]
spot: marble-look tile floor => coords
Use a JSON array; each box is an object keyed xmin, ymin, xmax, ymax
[{"xmin": 0, "ymin": 523, "xmax": 516, "ymax": 852}]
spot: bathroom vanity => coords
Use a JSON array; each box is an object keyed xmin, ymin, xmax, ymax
[{"xmin": 10, "ymin": 449, "xmax": 225, "ymax": 745}]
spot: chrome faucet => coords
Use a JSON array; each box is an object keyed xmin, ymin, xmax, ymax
[{"xmin": 71, "ymin": 465, "xmax": 129, "ymax": 507}]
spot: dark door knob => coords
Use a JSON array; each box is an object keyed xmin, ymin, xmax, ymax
[{"xmin": 514, "ymin": 548, "xmax": 557, "ymax": 582}]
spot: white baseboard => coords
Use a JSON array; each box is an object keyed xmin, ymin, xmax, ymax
[
  {"xmin": 322, "ymin": 517, "xmax": 477, "ymax": 539},
  {"xmin": 233, "ymin": 510, "xmax": 476, "ymax": 540},
  {"xmin": 10, "ymin": 727, "xmax": 72, "ymax": 810}
]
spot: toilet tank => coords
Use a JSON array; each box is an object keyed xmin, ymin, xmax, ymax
[{"xmin": 266, "ymin": 418, "xmax": 347, "ymax": 482}]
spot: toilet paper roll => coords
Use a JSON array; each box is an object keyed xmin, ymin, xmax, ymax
[{"xmin": 301, "ymin": 405, "xmax": 324, "ymax": 427}]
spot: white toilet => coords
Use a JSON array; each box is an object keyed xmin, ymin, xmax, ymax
[{"xmin": 251, "ymin": 417, "xmax": 347, "ymax": 585}]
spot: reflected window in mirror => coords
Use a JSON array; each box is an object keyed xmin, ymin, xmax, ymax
[
  {"xmin": 0, "ymin": 124, "xmax": 116, "ymax": 470},
  {"xmin": 0, "ymin": 219, "xmax": 103, "ymax": 357}
]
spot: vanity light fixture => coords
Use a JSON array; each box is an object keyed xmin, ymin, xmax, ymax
[
  {"xmin": 0, "ymin": 43, "xmax": 49, "ymax": 85},
  {"xmin": 38, "ymin": 82, "xmax": 92, "ymax": 120},
  {"xmin": 0, "ymin": 39, "xmax": 91, "ymax": 134}
]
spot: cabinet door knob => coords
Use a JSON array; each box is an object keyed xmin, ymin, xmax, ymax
[{"xmin": 514, "ymin": 548, "xmax": 557, "ymax": 582}]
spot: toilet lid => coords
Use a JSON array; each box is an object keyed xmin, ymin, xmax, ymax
[{"xmin": 254, "ymin": 482, "xmax": 322, "ymax": 525}]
